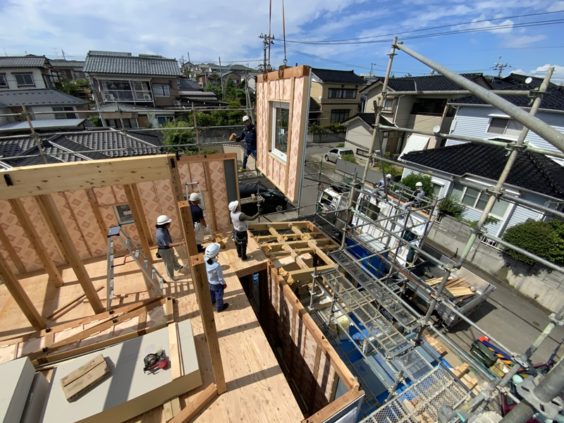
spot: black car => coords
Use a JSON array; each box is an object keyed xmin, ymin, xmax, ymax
[{"xmin": 239, "ymin": 182, "xmax": 288, "ymax": 215}]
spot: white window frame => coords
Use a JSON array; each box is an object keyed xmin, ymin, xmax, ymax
[
  {"xmin": 456, "ymin": 183, "xmax": 510, "ymax": 220},
  {"xmin": 0, "ymin": 73, "xmax": 7, "ymax": 88},
  {"xmin": 487, "ymin": 116, "xmax": 522, "ymax": 135},
  {"xmin": 270, "ymin": 101, "xmax": 290, "ymax": 161},
  {"xmin": 14, "ymin": 72, "xmax": 35, "ymax": 88}
]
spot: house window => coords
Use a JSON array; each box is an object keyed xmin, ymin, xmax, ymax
[
  {"xmin": 487, "ymin": 117, "xmax": 522, "ymax": 135},
  {"xmin": 153, "ymin": 84, "xmax": 170, "ymax": 97},
  {"xmin": 102, "ymin": 80, "xmax": 152, "ymax": 102},
  {"xmin": 383, "ymin": 98, "xmax": 394, "ymax": 110},
  {"xmin": 53, "ymin": 106, "xmax": 76, "ymax": 119},
  {"xmin": 453, "ymin": 182, "xmax": 509, "ymax": 218},
  {"xmin": 328, "ymin": 88, "xmax": 356, "ymax": 99},
  {"xmin": 14, "ymin": 72, "xmax": 35, "ymax": 87},
  {"xmin": 0, "ymin": 73, "xmax": 7, "ymax": 88},
  {"xmin": 271, "ymin": 101, "xmax": 290, "ymax": 161},
  {"xmin": 330, "ymin": 109, "xmax": 350, "ymax": 123}
]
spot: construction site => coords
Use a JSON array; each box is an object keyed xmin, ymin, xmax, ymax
[{"xmin": 0, "ymin": 40, "xmax": 563, "ymax": 423}]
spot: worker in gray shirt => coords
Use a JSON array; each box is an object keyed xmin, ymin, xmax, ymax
[
  {"xmin": 228, "ymin": 200, "xmax": 260, "ymax": 260},
  {"xmin": 155, "ymin": 214, "xmax": 185, "ymax": 282},
  {"xmin": 205, "ymin": 243, "xmax": 228, "ymax": 312}
]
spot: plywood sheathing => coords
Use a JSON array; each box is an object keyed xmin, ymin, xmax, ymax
[{"xmin": 255, "ymin": 66, "xmax": 310, "ymax": 203}]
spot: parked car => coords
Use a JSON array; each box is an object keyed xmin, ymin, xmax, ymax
[
  {"xmin": 324, "ymin": 148, "xmax": 355, "ymax": 163},
  {"xmin": 239, "ymin": 182, "xmax": 288, "ymax": 215}
]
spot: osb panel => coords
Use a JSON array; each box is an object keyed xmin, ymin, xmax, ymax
[
  {"xmin": 64, "ymin": 190, "xmax": 106, "ymax": 257},
  {"xmin": 137, "ymin": 180, "xmax": 181, "ymax": 242},
  {"xmin": 93, "ymin": 186, "xmax": 118, "ymax": 206},
  {"xmin": 52, "ymin": 192, "xmax": 90, "ymax": 259},
  {"xmin": 256, "ymin": 67, "xmax": 309, "ymax": 203},
  {"xmin": 207, "ymin": 161, "xmax": 230, "ymax": 231},
  {"xmin": 112, "ymin": 185, "xmax": 127, "ymax": 203},
  {"xmin": 0, "ymin": 200, "xmax": 41, "ymax": 273},
  {"xmin": 21, "ymin": 197, "xmax": 65, "ymax": 266}
]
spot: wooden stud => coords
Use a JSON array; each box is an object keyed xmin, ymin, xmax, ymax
[
  {"xmin": 36, "ymin": 194, "xmax": 104, "ymax": 313},
  {"xmin": 0, "ymin": 223, "xmax": 26, "ymax": 274},
  {"xmin": 169, "ymin": 383, "xmax": 218, "ymax": 423},
  {"xmin": 85, "ymin": 188, "xmax": 108, "ymax": 240},
  {"xmin": 123, "ymin": 185, "xmax": 153, "ymax": 263},
  {"xmin": 284, "ymin": 76, "xmax": 296, "ymax": 194},
  {"xmin": 0, "ymin": 154, "xmax": 172, "ymax": 201},
  {"xmin": 178, "ymin": 202, "xmax": 226, "ymax": 394},
  {"xmin": 202, "ymin": 161, "xmax": 218, "ymax": 233},
  {"xmin": 62, "ymin": 192, "xmax": 93, "ymax": 257},
  {"xmin": 167, "ymin": 156, "xmax": 185, "ymax": 202},
  {"xmin": 0, "ymin": 252, "xmax": 46, "ymax": 330},
  {"xmin": 9, "ymin": 198, "xmax": 64, "ymax": 287},
  {"xmin": 257, "ymin": 65, "xmax": 310, "ymax": 83},
  {"xmin": 302, "ymin": 388, "xmax": 364, "ymax": 423}
]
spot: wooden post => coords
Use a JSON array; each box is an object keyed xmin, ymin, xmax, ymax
[
  {"xmin": 0, "ymin": 224, "xmax": 26, "ymax": 274},
  {"xmin": 178, "ymin": 202, "xmax": 226, "ymax": 394},
  {"xmin": 85, "ymin": 189, "xmax": 108, "ymax": 240},
  {"xmin": 0, "ymin": 253, "xmax": 46, "ymax": 330},
  {"xmin": 9, "ymin": 198, "xmax": 64, "ymax": 287},
  {"xmin": 170, "ymin": 383, "xmax": 218, "ymax": 423},
  {"xmin": 202, "ymin": 162, "xmax": 218, "ymax": 233},
  {"xmin": 123, "ymin": 184, "xmax": 153, "ymax": 263},
  {"xmin": 36, "ymin": 194, "xmax": 104, "ymax": 314}
]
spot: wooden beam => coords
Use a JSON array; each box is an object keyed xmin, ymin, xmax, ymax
[
  {"xmin": 0, "ymin": 223, "xmax": 26, "ymax": 274},
  {"xmin": 123, "ymin": 184, "xmax": 153, "ymax": 263},
  {"xmin": 257, "ymin": 65, "xmax": 310, "ymax": 83},
  {"xmin": 36, "ymin": 194, "xmax": 104, "ymax": 313},
  {"xmin": 170, "ymin": 384, "xmax": 218, "ymax": 423},
  {"xmin": 177, "ymin": 152, "xmax": 237, "ymax": 164},
  {"xmin": 303, "ymin": 388, "xmax": 364, "ymax": 423},
  {"xmin": 85, "ymin": 188, "xmax": 108, "ymax": 240},
  {"xmin": 178, "ymin": 202, "xmax": 226, "ymax": 394},
  {"xmin": 9, "ymin": 198, "xmax": 64, "ymax": 287},
  {"xmin": 0, "ymin": 252, "xmax": 46, "ymax": 330},
  {"xmin": 0, "ymin": 154, "xmax": 173, "ymax": 201}
]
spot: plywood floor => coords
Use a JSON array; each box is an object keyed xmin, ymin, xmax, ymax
[{"xmin": 0, "ymin": 234, "xmax": 303, "ymax": 422}]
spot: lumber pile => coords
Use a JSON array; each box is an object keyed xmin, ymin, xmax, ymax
[
  {"xmin": 61, "ymin": 354, "xmax": 110, "ymax": 402},
  {"xmin": 424, "ymin": 276, "xmax": 476, "ymax": 298}
]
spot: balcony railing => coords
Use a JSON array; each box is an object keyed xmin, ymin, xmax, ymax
[{"xmin": 102, "ymin": 90, "xmax": 153, "ymax": 102}]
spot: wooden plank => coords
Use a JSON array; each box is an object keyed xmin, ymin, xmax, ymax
[
  {"xmin": 36, "ymin": 194, "xmax": 104, "ymax": 313},
  {"xmin": 257, "ymin": 65, "xmax": 310, "ymax": 83},
  {"xmin": 303, "ymin": 388, "xmax": 364, "ymax": 423},
  {"xmin": 0, "ymin": 252, "xmax": 46, "ymax": 330},
  {"xmin": 124, "ymin": 184, "xmax": 153, "ymax": 262},
  {"xmin": 9, "ymin": 198, "xmax": 64, "ymax": 287},
  {"xmin": 168, "ymin": 322, "xmax": 183, "ymax": 379},
  {"xmin": 86, "ymin": 188, "xmax": 108, "ymax": 240},
  {"xmin": 0, "ymin": 154, "xmax": 172, "ymax": 200},
  {"xmin": 169, "ymin": 383, "xmax": 218, "ymax": 423},
  {"xmin": 177, "ymin": 152, "xmax": 237, "ymax": 164},
  {"xmin": 202, "ymin": 161, "xmax": 218, "ymax": 233},
  {"xmin": 178, "ymin": 203, "xmax": 226, "ymax": 394},
  {"xmin": 61, "ymin": 354, "xmax": 110, "ymax": 401},
  {"xmin": 0, "ymin": 224, "xmax": 26, "ymax": 274}
]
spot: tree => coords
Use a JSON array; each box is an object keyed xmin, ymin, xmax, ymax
[
  {"xmin": 162, "ymin": 120, "xmax": 195, "ymax": 152},
  {"xmin": 400, "ymin": 173, "xmax": 434, "ymax": 198}
]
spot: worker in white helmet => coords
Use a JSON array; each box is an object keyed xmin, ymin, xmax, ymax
[
  {"xmin": 155, "ymin": 214, "xmax": 185, "ymax": 282},
  {"xmin": 377, "ymin": 173, "xmax": 393, "ymax": 189},
  {"xmin": 229, "ymin": 115, "xmax": 256, "ymax": 170},
  {"xmin": 189, "ymin": 192, "xmax": 207, "ymax": 252},
  {"xmin": 412, "ymin": 181, "xmax": 426, "ymax": 206},
  {"xmin": 205, "ymin": 243, "xmax": 228, "ymax": 312},
  {"xmin": 228, "ymin": 200, "xmax": 260, "ymax": 260}
]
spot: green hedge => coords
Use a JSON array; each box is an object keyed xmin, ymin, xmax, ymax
[
  {"xmin": 400, "ymin": 173, "xmax": 434, "ymax": 198},
  {"xmin": 502, "ymin": 219, "xmax": 564, "ymax": 266}
]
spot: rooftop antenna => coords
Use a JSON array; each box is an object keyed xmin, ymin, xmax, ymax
[{"xmin": 493, "ymin": 56, "xmax": 511, "ymax": 78}]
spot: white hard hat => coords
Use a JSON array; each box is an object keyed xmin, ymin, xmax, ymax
[
  {"xmin": 242, "ymin": 115, "xmax": 250, "ymax": 122},
  {"xmin": 385, "ymin": 173, "xmax": 392, "ymax": 179},
  {"xmin": 415, "ymin": 181, "xmax": 423, "ymax": 187},
  {"xmin": 228, "ymin": 200, "xmax": 239, "ymax": 212},
  {"xmin": 189, "ymin": 192, "xmax": 201, "ymax": 202},
  {"xmin": 156, "ymin": 214, "xmax": 172, "ymax": 225},
  {"xmin": 205, "ymin": 242, "xmax": 221, "ymax": 259}
]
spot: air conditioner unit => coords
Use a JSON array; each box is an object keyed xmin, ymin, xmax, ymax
[{"xmin": 142, "ymin": 94, "xmax": 152, "ymax": 101}]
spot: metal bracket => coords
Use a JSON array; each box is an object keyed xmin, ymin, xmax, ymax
[{"xmin": 516, "ymin": 377, "xmax": 564, "ymax": 420}]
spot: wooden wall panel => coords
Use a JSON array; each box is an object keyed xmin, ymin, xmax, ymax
[
  {"xmin": 256, "ymin": 66, "xmax": 310, "ymax": 203},
  {"xmin": 52, "ymin": 192, "xmax": 90, "ymax": 259},
  {"xmin": 137, "ymin": 180, "xmax": 181, "ymax": 243},
  {"xmin": 0, "ymin": 200, "xmax": 41, "ymax": 273},
  {"xmin": 207, "ymin": 161, "xmax": 230, "ymax": 231},
  {"xmin": 65, "ymin": 190, "xmax": 107, "ymax": 257}
]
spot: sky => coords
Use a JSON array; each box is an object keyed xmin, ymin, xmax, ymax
[{"xmin": 1, "ymin": 0, "xmax": 563, "ymax": 82}]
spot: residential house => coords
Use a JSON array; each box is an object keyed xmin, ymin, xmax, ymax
[
  {"xmin": 189, "ymin": 63, "xmax": 256, "ymax": 89},
  {"xmin": 351, "ymin": 74, "xmax": 490, "ymax": 157},
  {"xmin": 177, "ymin": 78, "xmax": 222, "ymax": 108},
  {"xmin": 0, "ymin": 55, "xmax": 54, "ymax": 91},
  {"xmin": 83, "ymin": 51, "xmax": 181, "ymax": 128},
  {"xmin": 49, "ymin": 59, "xmax": 86, "ymax": 83},
  {"xmin": 309, "ymin": 68, "xmax": 364, "ymax": 126},
  {"xmin": 340, "ymin": 113, "xmax": 396, "ymax": 159},
  {"xmin": 400, "ymin": 74, "xmax": 564, "ymax": 238}
]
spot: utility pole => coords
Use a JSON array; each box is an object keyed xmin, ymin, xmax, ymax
[
  {"xmin": 493, "ymin": 56, "xmax": 510, "ymax": 78},
  {"xmin": 259, "ymin": 33, "xmax": 275, "ymax": 72}
]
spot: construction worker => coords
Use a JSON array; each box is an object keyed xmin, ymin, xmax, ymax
[
  {"xmin": 155, "ymin": 215, "xmax": 185, "ymax": 282},
  {"xmin": 189, "ymin": 192, "xmax": 206, "ymax": 252},
  {"xmin": 378, "ymin": 173, "xmax": 392, "ymax": 189},
  {"xmin": 412, "ymin": 181, "xmax": 426, "ymax": 206},
  {"xmin": 228, "ymin": 200, "xmax": 260, "ymax": 260},
  {"xmin": 229, "ymin": 115, "xmax": 256, "ymax": 170},
  {"xmin": 205, "ymin": 243, "xmax": 229, "ymax": 312}
]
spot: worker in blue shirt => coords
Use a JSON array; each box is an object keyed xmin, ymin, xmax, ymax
[
  {"xmin": 155, "ymin": 214, "xmax": 185, "ymax": 282},
  {"xmin": 205, "ymin": 243, "xmax": 229, "ymax": 312},
  {"xmin": 230, "ymin": 115, "xmax": 256, "ymax": 170},
  {"xmin": 189, "ymin": 192, "xmax": 207, "ymax": 252}
]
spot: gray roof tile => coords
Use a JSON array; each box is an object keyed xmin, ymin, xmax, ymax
[
  {"xmin": 0, "ymin": 89, "xmax": 87, "ymax": 107},
  {"xmin": 84, "ymin": 51, "xmax": 180, "ymax": 76},
  {"xmin": 0, "ymin": 55, "xmax": 49, "ymax": 68}
]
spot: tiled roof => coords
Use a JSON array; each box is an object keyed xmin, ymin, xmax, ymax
[
  {"xmin": 0, "ymin": 89, "xmax": 87, "ymax": 107},
  {"xmin": 0, "ymin": 130, "xmax": 163, "ymax": 167},
  {"xmin": 402, "ymin": 143, "xmax": 564, "ymax": 199},
  {"xmin": 311, "ymin": 68, "xmax": 364, "ymax": 84},
  {"xmin": 84, "ymin": 51, "xmax": 181, "ymax": 76},
  {"xmin": 49, "ymin": 59, "xmax": 85, "ymax": 68},
  {"xmin": 362, "ymin": 73, "xmax": 486, "ymax": 93},
  {"xmin": 342, "ymin": 113, "xmax": 395, "ymax": 127},
  {"xmin": 449, "ymin": 87, "xmax": 564, "ymax": 112},
  {"xmin": 0, "ymin": 55, "xmax": 49, "ymax": 68}
]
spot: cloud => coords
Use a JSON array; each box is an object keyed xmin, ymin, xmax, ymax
[
  {"xmin": 462, "ymin": 18, "xmax": 514, "ymax": 34},
  {"xmin": 530, "ymin": 64, "xmax": 564, "ymax": 84},
  {"xmin": 547, "ymin": 1, "xmax": 564, "ymax": 12},
  {"xmin": 500, "ymin": 33, "xmax": 546, "ymax": 48}
]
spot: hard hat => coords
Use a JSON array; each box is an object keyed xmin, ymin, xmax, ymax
[
  {"xmin": 228, "ymin": 200, "xmax": 239, "ymax": 212},
  {"xmin": 189, "ymin": 192, "xmax": 201, "ymax": 202},
  {"xmin": 385, "ymin": 173, "xmax": 392, "ymax": 179},
  {"xmin": 156, "ymin": 214, "xmax": 172, "ymax": 225},
  {"xmin": 242, "ymin": 115, "xmax": 250, "ymax": 122},
  {"xmin": 415, "ymin": 181, "xmax": 423, "ymax": 187},
  {"xmin": 205, "ymin": 242, "xmax": 221, "ymax": 259}
]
